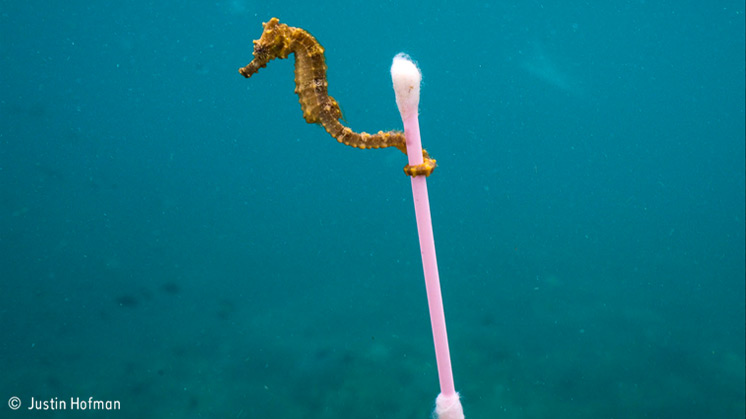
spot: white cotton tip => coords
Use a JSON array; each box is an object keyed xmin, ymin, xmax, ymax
[
  {"xmin": 434, "ymin": 392, "xmax": 465, "ymax": 419},
  {"xmin": 390, "ymin": 53, "xmax": 422, "ymax": 120}
]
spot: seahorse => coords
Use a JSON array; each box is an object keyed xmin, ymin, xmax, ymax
[{"xmin": 238, "ymin": 17, "xmax": 436, "ymax": 177}]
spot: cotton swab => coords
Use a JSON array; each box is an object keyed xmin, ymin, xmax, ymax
[{"xmin": 391, "ymin": 53, "xmax": 465, "ymax": 419}]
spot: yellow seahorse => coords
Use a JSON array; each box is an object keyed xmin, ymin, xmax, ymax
[{"xmin": 238, "ymin": 17, "xmax": 436, "ymax": 177}]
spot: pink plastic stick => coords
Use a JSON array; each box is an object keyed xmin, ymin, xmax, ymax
[
  {"xmin": 402, "ymin": 108, "xmax": 456, "ymax": 396},
  {"xmin": 391, "ymin": 54, "xmax": 464, "ymax": 419}
]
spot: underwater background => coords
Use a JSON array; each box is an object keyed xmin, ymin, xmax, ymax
[{"xmin": 2, "ymin": 0, "xmax": 744, "ymax": 417}]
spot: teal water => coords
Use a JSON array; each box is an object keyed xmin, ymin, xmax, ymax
[{"xmin": 2, "ymin": 1, "xmax": 744, "ymax": 417}]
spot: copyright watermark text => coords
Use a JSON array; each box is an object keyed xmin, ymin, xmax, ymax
[{"xmin": 8, "ymin": 396, "xmax": 121, "ymax": 411}]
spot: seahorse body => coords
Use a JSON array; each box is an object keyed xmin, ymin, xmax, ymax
[{"xmin": 239, "ymin": 18, "xmax": 436, "ymax": 177}]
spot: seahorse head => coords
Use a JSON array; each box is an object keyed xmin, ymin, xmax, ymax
[
  {"xmin": 252, "ymin": 18, "xmax": 291, "ymax": 62},
  {"xmin": 239, "ymin": 18, "xmax": 292, "ymax": 78}
]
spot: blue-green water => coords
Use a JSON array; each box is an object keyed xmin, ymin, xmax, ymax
[{"xmin": 2, "ymin": 1, "xmax": 744, "ymax": 417}]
